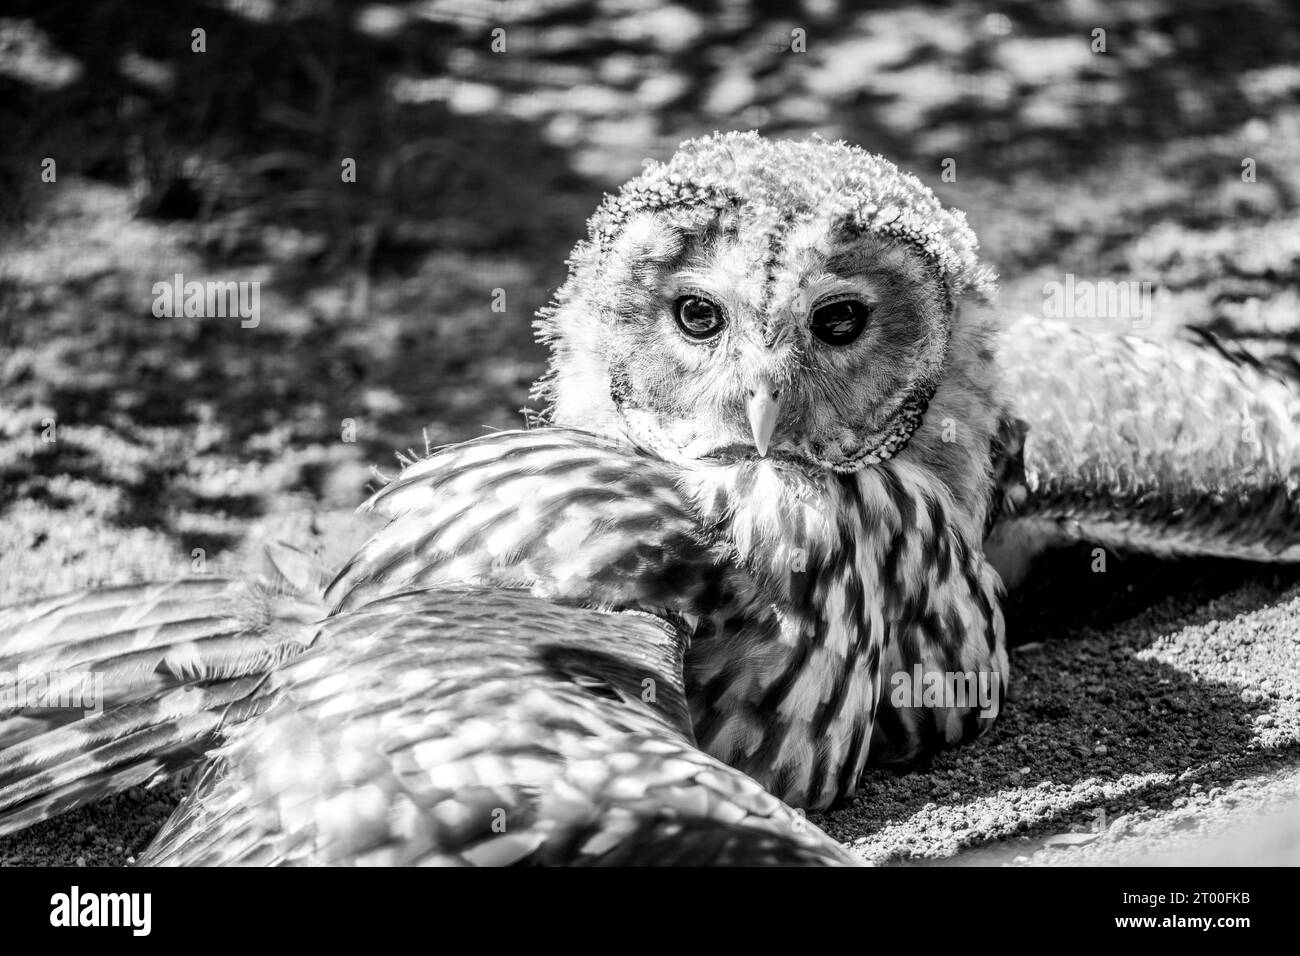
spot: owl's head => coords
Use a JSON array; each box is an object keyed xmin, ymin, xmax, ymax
[{"xmin": 533, "ymin": 132, "xmax": 1000, "ymax": 494}]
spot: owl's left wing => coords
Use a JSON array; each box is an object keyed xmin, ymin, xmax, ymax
[{"xmin": 987, "ymin": 315, "xmax": 1300, "ymax": 582}]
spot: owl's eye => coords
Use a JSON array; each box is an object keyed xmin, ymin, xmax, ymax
[
  {"xmin": 673, "ymin": 295, "xmax": 726, "ymax": 340},
  {"xmin": 810, "ymin": 299, "xmax": 870, "ymax": 345}
]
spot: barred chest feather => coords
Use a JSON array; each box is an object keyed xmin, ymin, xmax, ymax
[{"xmin": 676, "ymin": 456, "xmax": 1007, "ymax": 811}]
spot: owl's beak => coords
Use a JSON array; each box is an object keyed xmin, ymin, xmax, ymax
[{"xmin": 746, "ymin": 381, "xmax": 782, "ymax": 457}]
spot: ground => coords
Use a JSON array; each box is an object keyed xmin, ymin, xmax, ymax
[{"xmin": 2, "ymin": 0, "xmax": 1299, "ymax": 865}]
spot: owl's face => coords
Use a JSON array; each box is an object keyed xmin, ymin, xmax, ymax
[
  {"xmin": 535, "ymin": 133, "xmax": 994, "ymax": 479},
  {"xmin": 587, "ymin": 210, "xmax": 951, "ymax": 473}
]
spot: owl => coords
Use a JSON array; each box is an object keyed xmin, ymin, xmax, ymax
[{"xmin": 1, "ymin": 133, "xmax": 1297, "ymax": 866}]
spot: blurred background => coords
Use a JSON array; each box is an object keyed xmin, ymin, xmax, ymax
[{"xmin": 2, "ymin": 0, "xmax": 1299, "ymax": 866}]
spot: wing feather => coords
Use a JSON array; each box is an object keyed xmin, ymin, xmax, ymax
[
  {"xmin": 327, "ymin": 427, "xmax": 732, "ymax": 618},
  {"xmin": 141, "ymin": 588, "xmax": 856, "ymax": 867},
  {"xmin": 990, "ymin": 316, "xmax": 1300, "ymax": 574},
  {"xmin": 0, "ymin": 544, "xmax": 328, "ymax": 837}
]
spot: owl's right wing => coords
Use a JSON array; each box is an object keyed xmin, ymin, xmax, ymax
[
  {"xmin": 141, "ymin": 587, "xmax": 855, "ymax": 867},
  {"xmin": 0, "ymin": 428, "xmax": 856, "ymax": 865},
  {"xmin": 987, "ymin": 315, "xmax": 1300, "ymax": 582}
]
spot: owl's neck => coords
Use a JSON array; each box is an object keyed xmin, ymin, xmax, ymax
[{"xmin": 673, "ymin": 446, "xmax": 1004, "ymax": 810}]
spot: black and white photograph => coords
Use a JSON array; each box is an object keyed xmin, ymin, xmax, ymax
[{"xmin": 0, "ymin": 0, "xmax": 1295, "ymax": 908}]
